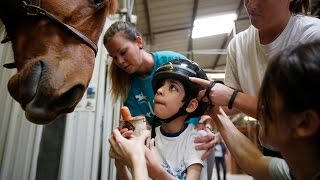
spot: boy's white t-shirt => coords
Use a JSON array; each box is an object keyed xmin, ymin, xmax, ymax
[
  {"xmin": 225, "ymin": 14, "xmax": 320, "ymax": 95},
  {"xmin": 155, "ymin": 124, "xmax": 207, "ymax": 180}
]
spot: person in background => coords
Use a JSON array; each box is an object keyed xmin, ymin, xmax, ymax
[
  {"xmin": 190, "ymin": 0, "xmax": 320, "ymax": 158},
  {"xmin": 104, "ymin": 21, "xmax": 215, "ymax": 178},
  {"xmin": 109, "ymin": 129, "xmax": 150, "ymax": 180},
  {"xmin": 199, "ymin": 41, "xmax": 320, "ymax": 180},
  {"xmin": 214, "ymin": 133, "xmax": 227, "ymax": 180}
]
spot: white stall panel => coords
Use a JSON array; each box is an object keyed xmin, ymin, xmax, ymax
[
  {"xmin": 59, "ymin": 16, "xmax": 121, "ymax": 180},
  {"xmin": 0, "ymin": 21, "xmax": 43, "ymax": 180}
]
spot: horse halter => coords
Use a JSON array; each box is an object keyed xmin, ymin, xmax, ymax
[{"xmin": 16, "ymin": 0, "xmax": 99, "ymax": 56}]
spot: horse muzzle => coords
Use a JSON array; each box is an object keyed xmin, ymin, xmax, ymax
[{"xmin": 7, "ymin": 60, "xmax": 87, "ymax": 124}]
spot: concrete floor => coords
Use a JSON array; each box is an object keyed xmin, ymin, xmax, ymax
[{"xmin": 211, "ymin": 168, "xmax": 254, "ymax": 180}]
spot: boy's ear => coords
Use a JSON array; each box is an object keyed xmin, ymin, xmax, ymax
[
  {"xmin": 292, "ymin": 110, "xmax": 320, "ymax": 139},
  {"xmin": 186, "ymin": 98, "xmax": 198, "ymax": 113}
]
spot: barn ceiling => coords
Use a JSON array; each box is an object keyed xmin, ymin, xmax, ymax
[{"xmin": 117, "ymin": 0, "xmax": 320, "ymax": 73}]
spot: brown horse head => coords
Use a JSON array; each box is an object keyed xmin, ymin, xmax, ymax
[{"xmin": 0, "ymin": 0, "xmax": 117, "ymax": 124}]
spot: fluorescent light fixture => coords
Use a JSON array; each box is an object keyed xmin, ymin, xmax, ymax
[
  {"xmin": 206, "ymin": 73, "xmax": 225, "ymax": 80},
  {"xmin": 244, "ymin": 116, "xmax": 256, "ymax": 121},
  {"xmin": 192, "ymin": 13, "xmax": 237, "ymax": 38}
]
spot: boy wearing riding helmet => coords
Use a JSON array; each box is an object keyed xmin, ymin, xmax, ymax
[{"xmin": 145, "ymin": 58, "xmax": 209, "ymax": 180}]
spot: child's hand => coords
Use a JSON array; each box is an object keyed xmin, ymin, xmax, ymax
[{"xmin": 145, "ymin": 138, "xmax": 162, "ymax": 177}]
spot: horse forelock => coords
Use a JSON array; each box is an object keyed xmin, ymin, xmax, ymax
[
  {"xmin": 106, "ymin": 0, "xmax": 119, "ymax": 14},
  {"xmin": 0, "ymin": 1, "xmax": 24, "ymax": 36}
]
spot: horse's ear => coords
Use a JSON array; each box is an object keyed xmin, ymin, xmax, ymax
[
  {"xmin": 3, "ymin": 63, "xmax": 17, "ymax": 69},
  {"xmin": 106, "ymin": 0, "xmax": 118, "ymax": 14}
]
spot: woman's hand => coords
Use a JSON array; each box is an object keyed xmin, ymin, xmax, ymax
[
  {"xmin": 189, "ymin": 77, "xmax": 233, "ymax": 106},
  {"xmin": 193, "ymin": 115, "xmax": 216, "ymax": 160},
  {"xmin": 194, "ymin": 123, "xmax": 215, "ymax": 160},
  {"xmin": 108, "ymin": 128, "xmax": 134, "ymax": 161},
  {"xmin": 119, "ymin": 128, "xmax": 134, "ymax": 138},
  {"xmin": 108, "ymin": 128, "xmax": 150, "ymax": 168}
]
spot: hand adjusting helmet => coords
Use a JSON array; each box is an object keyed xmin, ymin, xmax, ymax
[{"xmin": 152, "ymin": 58, "xmax": 209, "ymax": 123}]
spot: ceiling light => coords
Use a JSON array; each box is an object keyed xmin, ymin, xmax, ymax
[
  {"xmin": 206, "ymin": 73, "xmax": 225, "ymax": 80},
  {"xmin": 192, "ymin": 13, "xmax": 237, "ymax": 38},
  {"xmin": 244, "ymin": 116, "xmax": 256, "ymax": 121}
]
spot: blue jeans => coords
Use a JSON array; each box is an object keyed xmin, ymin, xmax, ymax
[{"xmin": 215, "ymin": 157, "xmax": 226, "ymax": 180}]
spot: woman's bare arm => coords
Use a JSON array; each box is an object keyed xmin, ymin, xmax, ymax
[{"xmin": 208, "ymin": 107, "xmax": 272, "ymax": 179}]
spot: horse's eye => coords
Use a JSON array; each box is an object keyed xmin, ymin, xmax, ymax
[{"xmin": 94, "ymin": 0, "xmax": 105, "ymax": 9}]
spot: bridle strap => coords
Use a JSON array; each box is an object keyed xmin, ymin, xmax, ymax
[{"xmin": 18, "ymin": 0, "xmax": 98, "ymax": 56}]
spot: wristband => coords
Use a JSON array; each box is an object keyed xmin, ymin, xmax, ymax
[
  {"xmin": 205, "ymin": 80, "xmax": 224, "ymax": 103},
  {"xmin": 205, "ymin": 81, "xmax": 217, "ymax": 99},
  {"xmin": 228, "ymin": 89, "xmax": 239, "ymax": 109}
]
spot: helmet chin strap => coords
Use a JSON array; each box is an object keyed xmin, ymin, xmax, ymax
[
  {"xmin": 155, "ymin": 100, "xmax": 190, "ymax": 123},
  {"xmin": 151, "ymin": 88, "xmax": 196, "ymax": 138},
  {"xmin": 151, "ymin": 102, "xmax": 189, "ymax": 138}
]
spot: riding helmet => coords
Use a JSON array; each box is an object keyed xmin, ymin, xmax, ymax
[{"xmin": 152, "ymin": 58, "xmax": 209, "ymax": 118}]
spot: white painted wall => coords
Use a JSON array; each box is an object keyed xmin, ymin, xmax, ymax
[{"xmin": 58, "ymin": 16, "xmax": 122, "ymax": 180}]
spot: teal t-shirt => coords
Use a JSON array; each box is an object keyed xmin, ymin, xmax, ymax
[{"xmin": 124, "ymin": 51, "xmax": 198, "ymax": 126}]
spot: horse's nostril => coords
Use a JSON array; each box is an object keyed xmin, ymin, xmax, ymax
[
  {"xmin": 7, "ymin": 61, "xmax": 42, "ymax": 106},
  {"xmin": 51, "ymin": 84, "xmax": 85, "ymax": 109}
]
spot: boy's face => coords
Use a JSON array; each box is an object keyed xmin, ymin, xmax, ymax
[{"xmin": 154, "ymin": 78, "xmax": 185, "ymax": 119}]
